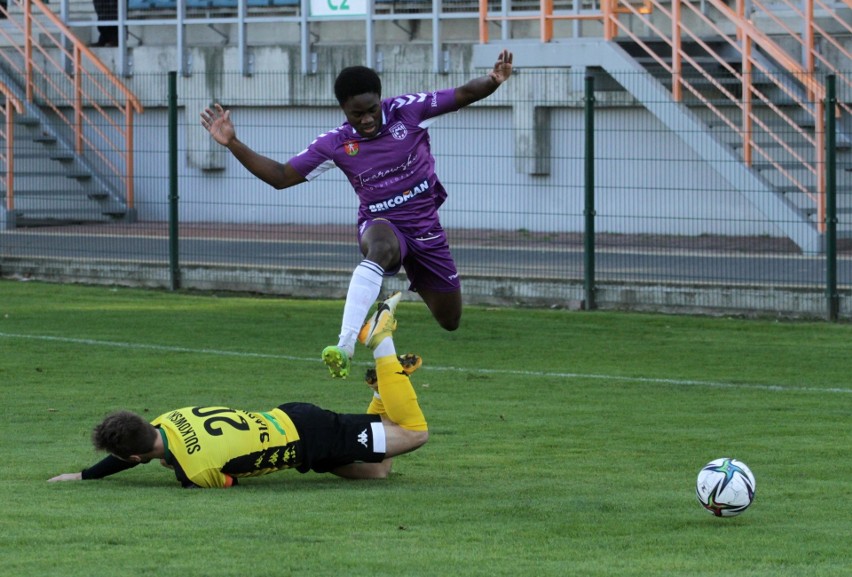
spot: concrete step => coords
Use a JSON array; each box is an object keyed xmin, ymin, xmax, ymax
[{"xmin": 0, "ymin": 170, "xmax": 91, "ymax": 180}]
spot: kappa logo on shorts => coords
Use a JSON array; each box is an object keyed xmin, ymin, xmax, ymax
[{"xmin": 357, "ymin": 428, "xmax": 369, "ymax": 448}]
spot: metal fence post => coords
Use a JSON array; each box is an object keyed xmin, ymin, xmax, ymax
[
  {"xmin": 583, "ymin": 74, "xmax": 596, "ymax": 310},
  {"xmin": 825, "ymin": 75, "xmax": 838, "ymax": 321},
  {"xmin": 168, "ymin": 71, "xmax": 181, "ymax": 291}
]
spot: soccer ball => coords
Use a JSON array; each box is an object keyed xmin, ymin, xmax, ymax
[{"xmin": 696, "ymin": 458, "xmax": 756, "ymax": 517}]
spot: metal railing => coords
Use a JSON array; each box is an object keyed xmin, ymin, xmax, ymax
[
  {"xmin": 0, "ymin": 0, "xmax": 144, "ymax": 211},
  {"xmin": 0, "ymin": 81, "xmax": 24, "ymax": 212},
  {"xmin": 58, "ymin": 0, "xmax": 488, "ymax": 76},
  {"xmin": 479, "ymin": 0, "xmax": 851, "ymax": 233},
  {"xmin": 603, "ymin": 0, "xmax": 850, "ymax": 232}
]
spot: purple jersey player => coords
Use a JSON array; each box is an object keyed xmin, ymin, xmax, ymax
[{"xmin": 201, "ymin": 49, "xmax": 514, "ymax": 379}]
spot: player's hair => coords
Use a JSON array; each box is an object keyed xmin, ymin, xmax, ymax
[
  {"xmin": 334, "ymin": 66, "xmax": 382, "ymax": 106},
  {"xmin": 92, "ymin": 410, "xmax": 158, "ymax": 459}
]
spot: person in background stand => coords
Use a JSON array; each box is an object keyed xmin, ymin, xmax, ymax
[{"xmin": 92, "ymin": 0, "xmax": 118, "ymax": 47}]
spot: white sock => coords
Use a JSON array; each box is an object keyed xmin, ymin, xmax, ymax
[
  {"xmin": 373, "ymin": 338, "xmax": 396, "ymax": 359},
  {"xmin": 337, "ymin": 260, "xmax": 384, "ymax": 356}
]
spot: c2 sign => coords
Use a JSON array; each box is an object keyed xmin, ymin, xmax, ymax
[{"xmin": 310, "ymin": 0, "xmax": 367, "ymax": 17}]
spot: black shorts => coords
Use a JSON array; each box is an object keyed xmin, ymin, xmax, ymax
[{"xmin": 279, "ymin": 402, "xmax": 386, "ymax": 474}]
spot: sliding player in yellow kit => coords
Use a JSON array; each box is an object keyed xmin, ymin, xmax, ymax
[{"xmin": 48, "ymin": 293, "xmax": 427, "ymax": 488}]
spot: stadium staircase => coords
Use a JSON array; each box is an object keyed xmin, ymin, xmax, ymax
[
  {"xmin": 478, "ymin": 0, "xmax": 851, "ymax": 253},
  {"xmin": 0, "ymin": 0, "xmax": 141, "ymax": 229},
  {"xmin": 609, "ymin": 33, "xmax": 852, "ymax": 254},
  {"xmin": 612, "ymin": 1, "xmax": 852, "ymax": 254}
]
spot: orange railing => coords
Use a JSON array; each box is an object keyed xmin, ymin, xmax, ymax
[
  {"xmin": 0, "ymin": 0, "xmax": 143, "ymax": 211},
  {"xmin": 606, "ymin": 0, "xmax": 849, "ymax": 232},
  {"xmin": 0, "ymin": 82, "xmax": 24, "ymax": 211},
  {"xmin": 478, "ymin": 0, "xmax": 651, "ymax": 43},
  {"xmin": 479, "ymin": 0, "xmax": 851, "ymax": 232},
  {"xmin": 479, "ymin": 0, "xmax": 609, "ymax": 43}
]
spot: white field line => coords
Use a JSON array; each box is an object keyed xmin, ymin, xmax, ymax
[{"xmin": 1, "ymin": 331, "xmax": 850, "ymax": 395}]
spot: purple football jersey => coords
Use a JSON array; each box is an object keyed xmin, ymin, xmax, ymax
[{"xmin": 288, "ymin": 88, "xmax": 461, "ymax": 235}]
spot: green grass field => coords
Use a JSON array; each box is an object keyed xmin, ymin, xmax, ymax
[{"xmin": 1, "ymin": 279, "xmax": 850, "ymax": 576}]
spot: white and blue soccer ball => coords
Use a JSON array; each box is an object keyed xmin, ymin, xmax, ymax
[{"xmin": 696, "ymin": 458, "xmax": 756, "ymax": 517}]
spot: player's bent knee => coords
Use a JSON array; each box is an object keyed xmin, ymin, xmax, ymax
[
  {"xmin": 432, "ymin": 307, "xmax": 461, "ymax": 331},
  {"xmin": 408, "ymin": 429, "xmax": 429, "ymax": 449},
  {"xmin": 365, "ymin": 246, "xmax": 399, "ymax": 270},
  {"xmin": 384, "ymin": 421, "xmax": 428, "ymax": 456},
  {"xmin": 396, "ymin": 427, "xmax": 429, "ymax": 453}
]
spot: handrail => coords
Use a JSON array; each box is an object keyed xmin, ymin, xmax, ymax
[
  {"xmin": 0, "ymin": 82, "xmax": 24, "ymax": 211},
  {"xmin": 60, "ymin": 0, "xmax": 483, "ymax": 75},
  {"xmin": 479, "ymin": 0, "xmax": 850, "ymax": 235},
  {"xmin": 606, "ymin": 0, "xmax": 849, "ymax": 232},
  {"xmin": 480, "ymin": 0, "xmax": 608, "ymax": 43},
  {"xmin": 756, "ymin": 0, "xmax": 852, "ymax": 118},
  {"xmin": 0, "ymin": 0, "xmax": 143, "ymax": 210}
]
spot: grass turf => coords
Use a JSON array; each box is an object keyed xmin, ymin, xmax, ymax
[{"xmin": 1, "ymin": 280, "xmax": 850, "ymax": 576}]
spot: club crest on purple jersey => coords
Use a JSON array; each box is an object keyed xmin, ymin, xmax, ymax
[
  {"xmin": 344, "ymin": 141, "xmax": 359, "ymax": 156},
  {"xmin": 390, "ymin": 122, "xmax": 408, "ymax": 141}
]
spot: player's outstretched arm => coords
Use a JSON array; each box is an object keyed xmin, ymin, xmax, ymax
[
  {"xmin": 454, "ymin": 49, "xmax": 513, "ymax": 108},
  {"xmin": 200, "ymin": 103, "xmax": 308, "ymax": 190},
  {"xmin": 48, "ymin": 455, "xmax": 139, "ymax": 483}
]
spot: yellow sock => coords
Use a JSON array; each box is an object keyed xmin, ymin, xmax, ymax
[
  {"xmin": 366, "ymin": 394, "xmax": 385, "ymax": 416},
  {"xmin": 376, "ymin": 355, "xmax": 427, "ymax": 431}
]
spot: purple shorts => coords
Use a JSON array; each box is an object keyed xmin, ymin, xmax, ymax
[{"xmin": 358, "ymin": 218, "xmax": 460, "ymax": 293}]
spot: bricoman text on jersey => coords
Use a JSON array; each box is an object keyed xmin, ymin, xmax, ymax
[{"xmin": 368, "ymin": 179, "xmax": 429, "ymax": 213}]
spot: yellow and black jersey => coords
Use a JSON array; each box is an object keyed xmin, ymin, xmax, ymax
[
  {"xmin": 153, "ymin": 406, "xmax": 301, "ymax": 488},
  {"xmin": 80, "ymin": 402, "xmax": 386, "ymax": 488}
]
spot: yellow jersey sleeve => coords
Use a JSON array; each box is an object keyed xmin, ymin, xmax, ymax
[{"xmin": 152, "ymin": 407, "xmax": 300, "ymax": 488}]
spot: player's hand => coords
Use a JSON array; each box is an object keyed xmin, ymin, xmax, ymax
[
  {"xmin": 48, "ymin": 472, "xmax": 83, "ymax": 482},
  {"xmin": 200, "ymin": 103, "xmax": 236, "ymax": 147},
  {"xmin": 489, "ymin": 49, "xmax": 513, "ymax": 85}
]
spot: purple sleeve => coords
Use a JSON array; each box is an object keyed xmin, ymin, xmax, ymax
[
  {"xmin": 388, "ymin": 88, "xmax": 460, "ymax": 123},
  {"xmin": 426, "ymin": 87, "xmax": 463, "ymax": 118},
  {"xmin": 287, "ymin": 128, "xmax": 342, "ymax": 181}
]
